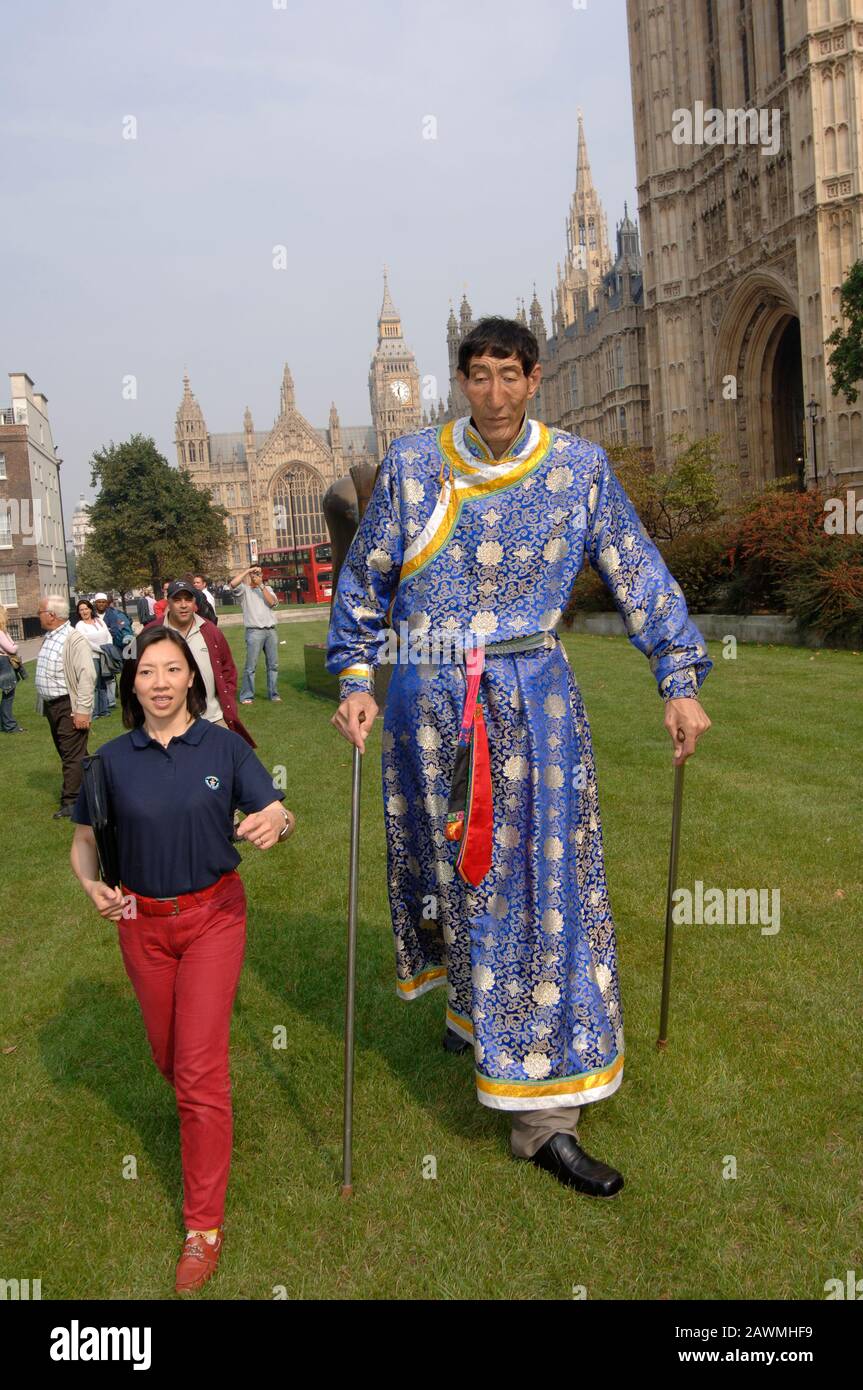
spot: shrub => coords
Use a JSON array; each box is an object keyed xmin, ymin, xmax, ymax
[
  {"xmin": 781, "ymin": 535, "xmax": 863, "ymax": 642},
  {"xmin": 659, "ymin": 528, "xmax": 735, "ymax": 612},
  {"xmin": 726, "ymin": 486, "xmax": 827, "ymax": 611}
]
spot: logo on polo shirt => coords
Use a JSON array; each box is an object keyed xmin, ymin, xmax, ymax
[{"xmin": 204, "ymin": 775, "xmax": 221, "ymax": 790}]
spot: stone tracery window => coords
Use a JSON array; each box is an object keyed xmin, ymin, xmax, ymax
[{"xmin": 272, "ymin": 465, "xmax": 326, "ymax": 547}]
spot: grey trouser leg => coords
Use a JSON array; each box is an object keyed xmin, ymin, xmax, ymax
[{"xmin": 510, "ymin": 1105, "xmax": 582, "ymax": 1159}]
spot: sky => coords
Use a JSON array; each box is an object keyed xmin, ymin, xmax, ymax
[{"xmin": 0, "ymin": 0, "xmax": 637, "ymax": 526}]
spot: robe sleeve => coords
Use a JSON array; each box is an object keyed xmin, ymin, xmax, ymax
[
  {"xmin": 584, "ymin": 448, "xmax": 712, "ymax": 701},
  {"xmin": 326, "ymin": 444, "xmax": 404, "ymax": 701}
]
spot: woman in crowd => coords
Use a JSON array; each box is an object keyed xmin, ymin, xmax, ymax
[
  {"xmin": 74, "ymin": 598, "xmax": 114, "ymax": 717},
  {"xmin": 70, "ymin": 625, "xmax": 296, "ymax": 1294},
  {"xmin": 0, "ymin": 604, "xmax": 24, "ymax": 733}
]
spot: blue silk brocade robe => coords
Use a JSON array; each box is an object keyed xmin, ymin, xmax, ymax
[{"xmin": 326, "ymin": 417, "xmax": 712, "ymax": 1111}]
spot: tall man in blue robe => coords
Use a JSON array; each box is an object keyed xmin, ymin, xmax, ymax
[{"xmin": 327, "ymin": 317, "xmax": 712, "ymax": 1196}]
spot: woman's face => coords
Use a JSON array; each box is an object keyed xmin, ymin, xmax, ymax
[
  {"xmin": 78, "ymin": 603, "xmax": 94, "ymax": 622},
  {"xmin": 134, "ymin": 641, "xmax": 194, "ymax": 721}
]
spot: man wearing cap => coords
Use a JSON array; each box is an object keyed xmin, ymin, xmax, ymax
[{"xmin": 147, "ymin": 581, "xmax": 254, "ymax": 746}]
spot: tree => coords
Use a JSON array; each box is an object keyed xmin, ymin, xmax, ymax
[
  {"xmin": 604, "ymin": 434, "xmax": 729, "ymax": 542},
  {"xmin": 826, "ymin": 259, "xmax": 863, "ymax": 404},
  {"xmin": 86, "ymin": 435, "xmax": 228, "ymax": 594},
  {"xmin": 76, "ymin": 535, "xmax": 145, "ymax": 598}
]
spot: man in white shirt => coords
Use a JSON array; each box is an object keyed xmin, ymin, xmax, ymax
[
  {"xmin": 35, "ymin": 595, "xmax": 95, "ymax": 818},
  {"xmin": 229, "ymin": 563, "xmax": 280, "ymax": 704}
]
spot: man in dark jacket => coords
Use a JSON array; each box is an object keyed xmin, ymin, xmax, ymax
[
  {"xmin": 147, "ymin": 580, "xmax": 254, "ymax": 746},
  {"xmin": 94, "ymin": 593, "xmax": 134, "ymax": 652}
]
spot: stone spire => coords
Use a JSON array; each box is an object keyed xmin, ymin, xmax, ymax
[
  {"xmin": 243, "ymin": 405, "xmax": 254, "ymax": 437},
  {"xmin": 377, "ymin": 267, "xmax": 404, "ymax": 342},
  {"xmin": 616, "ymin": 201, "xmax": 641, "ymax": 263},
  {"xmin": 328, "ymin": 400, "xmax": 341, "ymax": 447},
  {"xmin": 175, "ymin": 372, "xmax": 208, "ymax": 471},
  {"xmin": 556, "ymin": 110, "xmax": 613, "ymax": 329},
  {"xmin": 515, "ymin": 297, "xmax": 527, "ymax": 326},
  {"xmin": 459, "ymin": 291, "xmax": 473, "ymax": 332},
  {"xmin": 280, "ymin": 363, "xmax": 295, "ymax": 415},
  {"xmin": 576, "ymin": 109, "xmax": 594, "ymax": 197},
  {"xmin": 529, "ymin": 284, "xmax": 547, "ymax": 348}
]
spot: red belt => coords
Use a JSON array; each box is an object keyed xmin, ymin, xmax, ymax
[{"xmin": 121, "ymin": 870, "xmax": 239, "ymax": 916}]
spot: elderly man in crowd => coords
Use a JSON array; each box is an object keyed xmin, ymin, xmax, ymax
[{"xmin": 35, "ymin": 595, "xmax": 96, "ymax": 819}]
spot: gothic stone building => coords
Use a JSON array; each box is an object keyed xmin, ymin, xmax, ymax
[
  {"xmin": 176, "ymin": 276, "xmax": 421, "ymax": 570},
  {"xmin": 438, "ymin": 115, "xmax": 652, "ymax": 456},
  {"xmin": 627, "ymin": 0, "xmax": 863, "ymax": 492}
]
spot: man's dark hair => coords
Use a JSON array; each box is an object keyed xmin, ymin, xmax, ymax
[
  {"xmin": 457, "ymin": 316, "xmax": 539, "ymax": 377},
  {"xmin": 119, "ymin": 625, "xmax": 207, "ymax": 729}
]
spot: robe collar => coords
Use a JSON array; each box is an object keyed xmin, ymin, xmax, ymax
[{"xmin": 461, "ymin": 413, "xmax": 530, "ymax": 464}]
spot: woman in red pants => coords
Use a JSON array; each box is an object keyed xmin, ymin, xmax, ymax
[{"xmin": 70, "ymin": 625, "xmax": 295, "ymax": 1294}]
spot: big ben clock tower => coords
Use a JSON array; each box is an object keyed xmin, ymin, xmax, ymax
[{"xmin": 369, "ymin": 270, "xmax": 422, "ymax": 460}]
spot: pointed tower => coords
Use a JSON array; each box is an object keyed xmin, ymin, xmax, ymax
[
  {"xmin": 515, "ymin": 298, "xmax": 528, "ymax": 326},
  {"xmin": 368, "ymin": 270, "xmax": 422, "ymax": 459},
  {"xmin": 279, "ymin": 363, "xmax": 295, "ymax": 417},
  {"xmin": 328, "ymin": 401, "xmax": 344, "ymax": 473},
  {"xmin": 446, "ymin": 300, "xmax": 460, "ymax": 397},
  {"xmin": 616, "ymin": 202, "xmax": 641, "ymax": 264},
  {"xmin": 556, "ymin": 111, "xmax": 613, "ymax": 329},
  {"xmin": 175, "ymin": 372, "xmax": 209, "ymax": 472},
  {"xmin": 530, "ymin": 284, "xmax": 547, "ymax": 351}
]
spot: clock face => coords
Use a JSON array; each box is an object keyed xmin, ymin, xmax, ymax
[{"xmin": 390, "ymin": 379, "xmax": 411, "ymax": 404}]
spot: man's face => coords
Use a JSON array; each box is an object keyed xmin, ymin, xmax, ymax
[
  {"xmin": 192, "ymin": 577, "xmax": 205, "ymax": 591},
  {"xmin": 457, "ymin": 353, "xmax": 541, "ymax": 455},
  {"xmin": 249, "ymin": 568, "xmax": 263, "ymax": 587},
  {"xmin": 168, "ymin": 591, "xmax": 197, "ymax": 626},
  {"xmin": 38, "ymin": 601, "xmax": 55, "ymax": 630},
  {"xmin": 94, "ymin": 598, "xmax": 109, "ymax": 614}
]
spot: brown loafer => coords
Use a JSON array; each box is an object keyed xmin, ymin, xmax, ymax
[{"xmin": 175, "ymin": 1229, "xmax": 224, "ymax": 1293}]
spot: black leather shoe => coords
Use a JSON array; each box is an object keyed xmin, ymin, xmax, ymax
[
  {"xmin": 52, "ymin": 806, "xmax": 74, "ymax": 819},
  {"xmin": 526, "ymin": 1133, "xmax": 624, "ymax": 1197},
  {"xmin": 442, "ymin": 1028, "xmax": 471, "ymax": 1055}
]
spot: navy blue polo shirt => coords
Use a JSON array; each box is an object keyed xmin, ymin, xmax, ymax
[{"xmin": 72, "ymin": 718, "xmax": 284, "ymax": 898}]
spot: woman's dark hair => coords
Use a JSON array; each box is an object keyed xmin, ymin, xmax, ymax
[
  {"xmin": 76, "ymin": 599, "xmax": 95, "ymax": 622},
  {"xmin": 457, "ymin": 316, "xmax": 539, "ymax": 377},
  {"xmin": 119, "ymin": 625, "xmax": 208, "ymax": 729}
]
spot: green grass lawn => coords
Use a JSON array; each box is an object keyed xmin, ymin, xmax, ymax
[{"xmin": 1, "ymin": 624, "xmax": 860, "ymax": 1300}]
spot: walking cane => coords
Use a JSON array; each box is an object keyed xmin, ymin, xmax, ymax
[
  {"xmin": 657, "ymin": 734, "xmax": 686, "ymax": 1050},
  {"xmin": 340, "ymin": 742, "xmax": 363, "ymax": 1197}
]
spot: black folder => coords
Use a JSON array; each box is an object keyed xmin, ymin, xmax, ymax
[{"xmin": 80, "ymin": 754, "xmax": 120, "ymax": 889}]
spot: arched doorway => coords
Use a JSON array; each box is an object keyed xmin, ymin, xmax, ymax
[
  {"xmin": 767, "ymin": 317, "xmax": 805, "ymax": 488},
  {"xmin": 713, "ymin": 272, "xmax": 803, "ymax": 491},
  {"xmin": 271, "ymin": 464, "xmax": 326, "ymax": 548}
]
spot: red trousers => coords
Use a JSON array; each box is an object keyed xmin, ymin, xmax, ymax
[{"xmin": 117, "ymin": 872, "xmax": 246, "ymax": 1230}]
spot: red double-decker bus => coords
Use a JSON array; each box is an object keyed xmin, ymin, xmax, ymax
[{"xmin": 259, "ymin": 544, "xmax": 333, "ymax": 604}]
